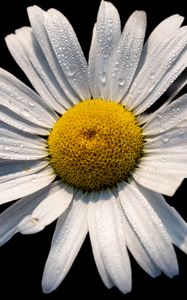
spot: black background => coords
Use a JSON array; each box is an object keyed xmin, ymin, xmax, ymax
[{"xmin": 0, "ymin": 0, "xmax": 187, "ymax": 299}]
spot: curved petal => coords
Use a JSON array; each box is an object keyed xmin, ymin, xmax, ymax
[
  {"xmin": 133, "ymin": 152, "xmax": 186, "ymax": 196},
  {"xmin": 45, "ymin": 9, "xmax": 90, "ymax": 100},
  {"xmin": 118, "ymin": 181, "xmax": 178, "ymax": 277},
  {"xmin": 138, "ymin": 77, "xmax": 187, "ymax": 125},
  {"xmin": 42, "ymin": 192, "xmax": 87, "ymax": 294},
  {"xmin": 0, "ymin": 165, "xmax": 55, "ymax": 205},
  {"xmin": 138, "ymin": 14, "xmax": 184, "ymax": 70},
  {"xmin": 15, "ymin": 27, "xmax": 72, "ymax": 112},
  {"xmin": 0, "ymin": 159, "xmax": 48, "ymax": 183},
  {"xmin": 126, "ymin": 26, "xmax": 187, "ymax": 113},
  {"xmin": 18, "ymin": 182, "xmax": 73, "ymax": 234},
  {"xmin": 0, "ymin": 68, "xmax": 57, "ymax": 128},
  {"xmin": 88, "ymin": 191, "xmax": 113, "ymax": 289},
  {"xmin": 0, "ymin": 181, "xmax": 59, "ymax": 246},
  {"xmin": 143, "ymin": 94, "xmax": 187, "ymax": 135},
  {"xmin": 111, "ymin": 11, "xmax": 146, "ymax": 101},
  {"xmin": 0, "ymin": 106, "xmax": 49, "ymax": 135},
  {"xmin": 145, "ymin": 127, "xmax": 187, "ymax": 151},
  {"xmin": 118, "ymin": 199, "xmax": 161, "ymax": 277},
  {"xmin": 137, "ymin": 184, "xmax": 187, "ymax": 254},
  {"xmin": 5, "ymin": 34, "xmax": 68, "ymax": 115},
  {"xmin": 89, "ymin": 189, "xmax": 132, "ymax": 294},
  {"xmin": 28, "ymin": 5, "xmax": 81, "ymax": 106},
  {"xmin": 89, "ymin": 1, "xmax": 121, "ymax": 99},
  {"xmin": 88, "ymin": 24, "xmax": 100, "ymax": 98},
  {"xmin": 0, "ymin": 122, "xmax": 48, "ymax": 160}
]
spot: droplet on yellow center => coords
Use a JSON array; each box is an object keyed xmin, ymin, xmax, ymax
[{"xmin": 48, "ymin": 99, "xmax": 143, "ymax": 191}]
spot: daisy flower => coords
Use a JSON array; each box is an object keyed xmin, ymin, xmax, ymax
[{"xmin": 1, "ymin": 0, "xmax": 187, "ymax": 294}]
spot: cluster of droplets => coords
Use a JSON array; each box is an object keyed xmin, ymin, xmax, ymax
[
  {"xmin": 127, "ymin": 26, "xmax": 187, "ymax": 115},
  {"xmin": 45, "ymin": 9, "xmax": 89, "ymax": 98},
  {"xmin": 96, "ymin": 3, "xmax": 121, "ymax": 89},
  {"xmin": 48, "ymin": 99, "xmax": 144, "ymax": 191},
  {"xmin": 0, "ymin": 80, "xmax": 54, "ymax": 127},
  {"xmin": 144, "ymin": 97, "xmax": 184, "ymax": 135},
  {"xmin": 97, "ymin": 14, "xmax": 114, "ymax": 59}
]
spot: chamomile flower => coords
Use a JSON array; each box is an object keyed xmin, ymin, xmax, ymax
[{"xmin": 0, "ymin": 0, "xmax": 187, "ymax": 294}]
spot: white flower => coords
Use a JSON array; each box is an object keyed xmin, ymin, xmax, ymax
[{"xmin": 0, "ymin": 0, "xmax": 187, "ymax": 294}]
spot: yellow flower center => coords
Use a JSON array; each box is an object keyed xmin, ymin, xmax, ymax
[{"xmin": 48, "ymin": 99, "xmax": 143, "ymax": 191}]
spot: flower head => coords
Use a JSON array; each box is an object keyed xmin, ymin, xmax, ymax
[{"xmin": 0, "ymin": 0, "xmax": 187, "ymax": 294}]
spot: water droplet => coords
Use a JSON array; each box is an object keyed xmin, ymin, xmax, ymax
[
  {"xmin": 56, "ymin": 269, "xmax": 60, "ymax": 275},
  {"xmin": 160, "ymin": 157, "xmax": 166, "ymax": 162},
  {"xmin": 99, "ymin": 71, "xmax": 107, "ymax": 85},
  {"xmin": 118, "ymin": 77, "xmax": 125, "ymax": 87},
  {"xmin": 137, "ymin": 88, "xmax": 142, "ymax": 94},
  {"xmin": 150, "ymin": 72, "xmax": 155, "ymax": 80},
  {"xmin": 3, "ymin": 146, "xmax": 10, "ymax": 151},
  {"xmin": 19, "ymin": 143, "xmax": 24, "ymax": 150},
  {"xmin": 21, "ymin": 108, "xmax": 30, "ymax": 118},
  {"xmin": 31, "ymin": 174, "xmax": 37, "ymax": 183},
  {"xmin": 29, "ymin": 100, "xmax": 35, "ymax": 107},
  {"xmin": 163, "ymin": 137, "xmax": 169, "ymax": 143},
  {"xmin": 103, "ymin": 53, "xmax": 110, "ymax": 59},
  {"xmin": 66, "ymin": 66, "xmax": 76, "ymax": 78}
]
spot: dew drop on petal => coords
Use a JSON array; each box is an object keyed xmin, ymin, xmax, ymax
[
  {"xmin": 163, "ymin": 137, "xmax": 169, "ymax": 143},
  {"xmin": 3, "ymin": 146, "xmax": 10, "ymax": 151},
  {"xmin": 29, "ymin": 100, "xmax": 35, "ymax": 107},
  {"xmin": 99, "ymin": 71, "xmax": 107, "ymax": 85},
  {"xmin": 21, "ymin": 108, "xmax": 30, "ymax": 118},
  {"xmin": 118, "ymin": 77, "xmax": 125, "ymax": 87},
  {"xmin": 160, "ymin": 157, "xmax": 166, "ymax": 162},
  {"xmin": 31, "ymin": 174, "xmax": 37, "ymax": 183}
]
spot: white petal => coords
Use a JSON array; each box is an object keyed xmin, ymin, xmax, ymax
[
  {"xmin": 138, "ymin": 185, "xmax": 187, "ymax": 253},
  {"xmin": 0, "ymin": 68, "xmax": 57, "ymax": 127},
  {"xmin": 0, "ymin": 165, "xmax": 55, "ymax": 204},
  {"xmin": 95, "ymin": 1, "xmax": 121, "ymax": 99},
  {"xmin": 119, "ymin": 201, "xmax": 161, "ymax": 277},
  {"xmin": 0, "ymin": 159, "xmax": 48, "ymax": 183},
  {"xmin": 135, "ymin": 51, "xmax": 187, "ymax": 115},
  {"xmin": 0, "ymin": 105, "xmax": 49, "ymax": 135},
  {"xmin": 137, "ymin": 150, "xmax": 187, "ymax": 185},
  {"xmin": 15, "ymin": 27, "xmax": 73, "ymax": 112},
  {"xmin": 140, "ymin": 14, "xmax": 184, "ymax": 65},
  {"xmin": 111, "ymin": 11, "xmax": 146, "ymax": 101},
  {"xmin": 0, "ymin": 122, "xmax": 48, "ymax": 160},
  {"xmin": 42, "ymin": 192, "xmax": 88, "ymax": 293},
  {"xmin": 88, "ymin": 192, "xmax": 113, "ymax": 289},
  {"xmin": 45, "ymin": 9, "xmax": 90, "ymax": 100},
  {"xmin": 17, "ymin": 215, "xmax": 45, "ymax": 234},
  {"xmin": 0, "ymin": 182, "xmax": 59, "ymax": 246},
  {"xmin": 27, "ymin": 5, "xmax": 80, "ymax": 106},
  {"xmin": 89, "ymin": 189, "xmax": 132, "ymax": 293},
  {"xmin": 5, "ymin": 33, "xmax": 68, "ymax": 114},
  {"xmin": 143, "ymin": 94, "xmax": 187, "ymax": 135},
  {"xmin": 178, "ymin": 120, "xmax": 187, "ymax": 127},
  {"xmin": 18, "ymin": 182, "xmax": 73, "ymax": 234},
  {"xmin": 126, "ymin": 27, "xmax": 187, "ymax": 113},
  {"xmin": 88, "ymin": 24, "xmax": 100, "ymax": 98},
  {"xmin": 138, "ymin": 77, "xmax": 187, "ymax": 126},
  {"xmin": 133, "ymin": 157, "xmax": 184, "ymax": 197},
  {"xmin": 0, "ymin": 122, "xmax": 45, "ymax": 146},
  {"xmin": 135, "ymin": 14, "xmax": 184, "ymax": 118},
  {"xmin": 145, "ymin": 127, "xmax": 187, "ymax": 151},
  {"xmin": 118, "ymin": 181, "xmax": 178, "ymax": 277}
]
